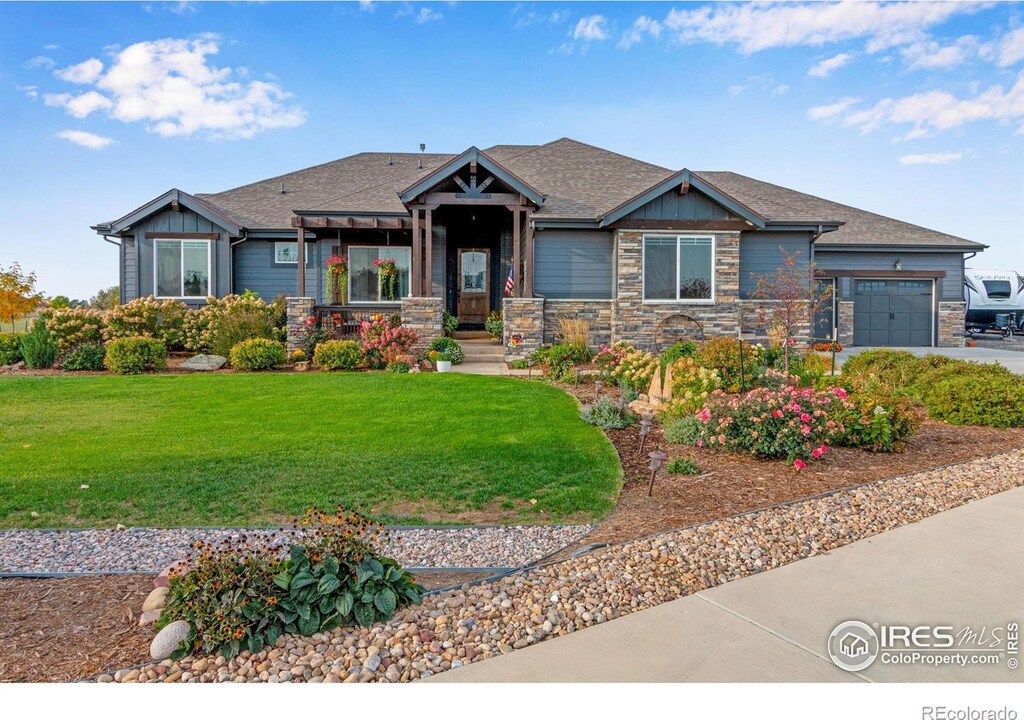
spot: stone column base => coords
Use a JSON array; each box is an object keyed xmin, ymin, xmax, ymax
[
  {"xmin": 503, "ymin": 297, "xmax": 545, "ymax": 362},
  {"xmin": 401, "ymin": 296, "xmax": 444, "ymax": 353},
  {"xmin": 286, "ymin": 297, "xmax": 315, "ymax": 354},
  {"xmin": 837, "ymin": 300, "xmax": 854, "ymax": 347},
  {"xmin": 938, "ymin": 301, "xmax": 966, "ymax": 347}
]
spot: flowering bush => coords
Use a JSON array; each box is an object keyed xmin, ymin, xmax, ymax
[
  {"xmin": 106, "ymin": 296, "xmax": 188, "ymax": 349},
  {"xmin": 325, "ymin": 256, "xmax": 348, "ymax": 304},
  {"xmin": 40, "ymin": 307, "xmax": 107, "ymax": 351},
  {"xmin": 692, "ymin": 386, "xmax": 853, "ymax": 464},
  {"xmin": 104, "ymin": 336, "xmax": 168, "ymax": 374},
  {"xmin": 182, "ymin": 294, "xmax": 284, "ymax": 356},
  {"xmin": 359, "ymin": 317, "xmax": 418, "ymax": 369},
  {"xmin": 290, "ymin": 349, "xmax": 307, "ymax": 363},
  {"xmin": 663, "ymin": 357, "xmax": 721, "ymax": 417},
  {"xmin": 374, "ymin": 258, "xmax": 399, "ymax": 301},
  {"xmin": 611, "ymin": 345, "xmax": 658, "ymax": 391},
  {"xmin": 428, "ymin": 337, "xmax": 464, "ymax": 365},
  {"xmin": 594, "ymin": 341, "xmax": 634, "ymax": 380},
  {"xmin": 293, "ymin": 315, "xmax": 328, "ymax": 360},
  {"xmin": 531, "ymin": 343, "xmax": 589, "ymax": 381},
  {"xmin": 834, "ymin": 393, "xmax": 923, "ymax": 451},
  {"xmin": 812, "ymin": 342, "xmax": 843, "ymax": 353},
  {"xmin": 694, "ymin": 337, "xmax": 762, "ymax": 392},
  {"xmin": 158, "ymin": 508, "xmax": 423, "ymax": 660}
]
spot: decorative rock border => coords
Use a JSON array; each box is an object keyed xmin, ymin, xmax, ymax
[{"xmin": 98, "ymin": 449, "xmax": 1023, "ymax": 683}]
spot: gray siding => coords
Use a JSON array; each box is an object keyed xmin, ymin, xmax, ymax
[
  {"xmin": 131, "ymin": 207, "xmax": 231, "ymax": 301},
  {"xmin": 122, "ymin": 238, "xmax": 138, "ymax": 302},
  {"xmin": 535, "ymin": 230, "xmax": 615, "ymax": 299},
  {"xmin": 625, "ymin": 188, "xmax": 737, "ymax": 221},
  {"xmin": 233, "ymin": 239, "xmax": 320, "ymax": 301},
  {"xmin": 739, "ymin": 231, "xmax": 813, "ymax": 298},
  {"xmin": 818, "ymin": 250, "xmax": 964, "ymax": 301}
]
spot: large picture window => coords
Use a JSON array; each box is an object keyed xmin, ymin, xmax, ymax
[
  {"xmin": 348, "ymin": 246, "xmax": 411, "ymax": 303},
  {"xmin": 643, "ymin": 235, "xmax": 714, "ymax": 302},
  {"xmin": 155, "ymin": 239, "xmax": 210, "ymax": 298}
]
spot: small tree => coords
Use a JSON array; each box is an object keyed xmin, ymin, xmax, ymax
[
  {"xmin": 50, "ymin": 295, "xmax": 72, "ymax": 309},
  {"xmin": 750, "ymin": 248, "xmax": 832, "ymax": 372},
  {"xmin": 0, "ymin": 263, "xmax": 41, "ymax": 332},
  {"xmin": 90, "ymin": 285, "xmax": 120, "ymax": 310}
]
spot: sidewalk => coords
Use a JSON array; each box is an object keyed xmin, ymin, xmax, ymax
[{"xmin": 427, "ymin": 487, "xmax": 1024, "ymax": 682}]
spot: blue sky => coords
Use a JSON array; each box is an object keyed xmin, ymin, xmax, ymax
[{"xmin": 1, "ymin": 0, "xmax": 1022, "ymax": 298}]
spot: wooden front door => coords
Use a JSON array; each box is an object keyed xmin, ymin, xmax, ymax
[{"xmin": 457, "ymin": 248, "xmax": 490, "ymax": 324}]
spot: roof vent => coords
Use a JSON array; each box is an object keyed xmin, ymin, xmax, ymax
[
  {"xmin": 418, "ymin": 143, "xmax": 425, "ymax": 169},
  {"xmin": 279, "ymin": 182, "xmax": 286, "ymax": 194},
  {"xmin": 387, "ymin": 154, "xmax": 393, "ymax": 166}
]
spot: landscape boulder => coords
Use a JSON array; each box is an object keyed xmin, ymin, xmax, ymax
[
  {"xmin": 150, "ymin": 620, "xmax": 190, "ymax": 661},
  {"xmin": 181, "ymin": 354, "xmax": 227, "ymax": 371}
]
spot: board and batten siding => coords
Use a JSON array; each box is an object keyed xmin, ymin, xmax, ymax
[
  {"xmin": 122, "ymin": 238, "xmax": 138, "ymax": 302},
  {"xmin": 817, "ymin": 250, "xmax": 964, "ymax": 301},
  {"xmin": 534, "ymin": 230, "xmax": 615, "ymax": 300},
  {"xmin": 624, "ymin": 188, "xmax": 738, "ymax": 222},
  {"xmin": 738, "ymin": 231, "xmax": 813, "ymax": 298},
  {"xmin": 232, "ymin": 239, "xmax": 322, "ymax": 301},
  {"xmin": 129, "ymin": 207, "xmax": 232, "ymax": 301}
]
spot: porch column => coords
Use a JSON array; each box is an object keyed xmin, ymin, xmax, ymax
[
  {"xmin": 512, "ymin": 207, "xmax": 521, "ymax": 296},
  {"xmin": 296, "ymin": 225, "xmax": 306, "ymax": 296},
  {"xmin": 423, "ymin": 207, "xmax": 433, "ymax": 297},
  {"xmin": 411, "ymin": 206, "xmax": 422, "ymax": 296},
  {"xmin": 524, "ymin": 209, "xmax": 534, "ymax": 297}
]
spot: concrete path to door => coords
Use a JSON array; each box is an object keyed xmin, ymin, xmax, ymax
[
  {"xmin": 426, "ymin": 487, "xmax": 1023, "ymax": 683},
  {"xmin": 836, "ymin": 345, "xmax": 1024, "ymax": 375}
]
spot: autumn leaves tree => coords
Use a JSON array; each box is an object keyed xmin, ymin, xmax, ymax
[{"xmin": 0, "ymin": 263, "xmax": 41, "ymax": 332}]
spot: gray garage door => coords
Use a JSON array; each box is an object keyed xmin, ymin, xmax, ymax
[{"xmin": 853, "ymin": 279, "xmax": 933, "ymax": 346}]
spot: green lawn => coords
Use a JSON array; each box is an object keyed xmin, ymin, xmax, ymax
[{"xmin": 0, "ymin": 373, "xmax": 622, "ymax": 528}]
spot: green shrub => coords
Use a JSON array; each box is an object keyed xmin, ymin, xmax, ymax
[
  {"xmin": 20, "ymin": 320, "xmax": 58, "ymax": 369},
  {"xmin": 666, "ymin": 457, "xmax": 699, "ymax": 475},
  {"xmin": 485, "ymin": 310, "xmax": 503, "ymax": 339},
  {"xmin": 182, "ymin": 294, "xmax": 285, "ymax": 355},
  {"xmin": 428, "ymin": 336, "xmax": 464, "ymax": 365},
  {"xmin": 442, "ymin": 311, "xmax": 459, "ymax": 337},
  {"xmin": 840, "ymin": 349, "xmax": 920, "ymax": 394},
  {"xmin": 105, "ymin": 296, "xmax": 188, "ymax": 349},
  {"xmin": 834, "ymin": 393, "xmax": 923, "ymax": 452},
  {"xmin": 580, "ymin": 397, "xmax": 637, "ymax": 429},
  {"xmin": 229, "ymin": 338, "xmax": 286, "ymax": 371},
  {"xmin": 104, "ymin": 336, "xmax": 167, "ymax": 374},
  {"xmin": 534, "ymin": 343, "xmax": 591, "ymax": 382},
  {"xmin": 510, "ymin": 359, "xmax": 529, "ymax": 370},
  {"xmin": 918, "ymin": 372, "xmax": 1024, "ymax": 428},
  {"xmin": 694, "ymin": 337, "xmax": 762, "ymax": 393},
  {"xmin": 660, "ymin": 341, "xmax": 698, "ymax": 370},
  {"xmin": 313, "ymin": 339, "xmax": 362, "ymax": 371},
  {"xmin": 664, "ymin": 415, "xmax": 702, "ymax": 445},
  {"xmin": 59, "ymin": 342, "xmax": 106, "ymax": 371},
  {"xmin": 385, "ymin": 361, "xmax": 410, "ymax": 373},
  {"xmin": 0, "ymin": 333, "xmax": 23, "ymax": 365},
  {"xmin": 159, "ymin": 509, "xmax": 423, "ymax": 659}
]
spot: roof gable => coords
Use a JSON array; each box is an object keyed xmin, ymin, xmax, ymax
[
  {"xmin": 93, "ymin": 188, "xmax": 242, "ymax": 235},
  {"xmin": 398, "ymin": 147, "xmax": 544, "ymax": 206}
]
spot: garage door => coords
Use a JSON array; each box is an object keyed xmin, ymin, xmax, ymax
[{"xmin": 853, "ymin": 279, "xmax": 933, "ymax": 347}]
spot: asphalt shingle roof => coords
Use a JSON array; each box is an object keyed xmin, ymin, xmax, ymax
[{"xmin": 187, "ymin": 138, "xmax": 982, "ymax": 250}]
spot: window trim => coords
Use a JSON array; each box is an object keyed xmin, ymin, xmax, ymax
[
  {"xmin": 640, "ymin": 233, "xmax": 716, "ymax": 304},
  {"xmin": 153, "ymin": 237, "xmax": 212, "ymax": 300},
  {"xmin": 346, "ymin": 244, "xmax": 412, "ymax": 305}
]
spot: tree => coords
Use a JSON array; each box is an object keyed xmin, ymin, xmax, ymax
[
  {"xmin": 90, "ymin": 285, "xmax": 120, "ymax": 310},
  {"xmin": 0, "ymin": 263, "xmax": 41, "ymax": 332},
  {"xmin": 50, "ymin": 295, "xmax": 72, "ymax": 309},
  {"xmin": 750, "ymin": 248, "xmax": 832, "ymax": 372}
]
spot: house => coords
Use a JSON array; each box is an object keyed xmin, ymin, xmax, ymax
[{"xmin": 92, "ymin": 138, "xmax": 983, "ymax": 357}]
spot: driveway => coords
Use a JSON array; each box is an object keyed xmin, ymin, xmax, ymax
[{"xmin": 836, "ymin": 345, "xmax": 1024, "ymax": 375}]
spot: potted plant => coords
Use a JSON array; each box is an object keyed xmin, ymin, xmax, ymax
[
  {"xmin": 428, "ymin": 349, "xmax": 450, "ymax": 373},
  {"xmin": 374, "ymin": 258, "xmax": 399, "ymax": 301},
  {"xmin": 325, "ymin": 255, "xmax": 348, "ymax": 305},
  {"xmin": 485, "ymin": 310, "xmax": 503, "ymax": 342}
]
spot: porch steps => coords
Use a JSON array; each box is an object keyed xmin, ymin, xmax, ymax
[
  {"xmin": 452, "ymin": 330, "xmax": 491, "ymax": 340},
  {"xmin": 459, "ymin": 338, "xmax": 505, "ymax": 363}
]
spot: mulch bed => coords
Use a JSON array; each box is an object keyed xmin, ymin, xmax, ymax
[{"xmin": 0, "ymin": 569, "xmax": 493, "ymax": 683}]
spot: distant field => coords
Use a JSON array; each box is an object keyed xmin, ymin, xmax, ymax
[{"xmin": 4, "ymin": 314, "xmax": 36, "ymax": 333}]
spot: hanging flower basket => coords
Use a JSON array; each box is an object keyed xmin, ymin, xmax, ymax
[
  {"xmin": 325, "ymin": 256, "xmax": 348, "ymax": 305},
  {"xmin": 374, "ymin": 258, "xmax": 399, "ymax": 301}
]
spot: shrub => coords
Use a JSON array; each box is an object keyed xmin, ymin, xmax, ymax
[
  {"xmin": 918, "ymin": 372, "xmax": 1024, "ymax": 428},
  {"xmin": 106, "ymin": 296, "xmax": 188, "ymax": 349},
  {"xmin": 485, "ymin": 310, "xmax": 503, "ymax": 339},
  {"xmin": 834, "ymin": 393, "xmax": 923, "ymax": 451},
  {"xmin": 20, "ymin": 319, "xmax": 58, "ymax": 369},
  {"xmin": 693, "ymin": 386, "xmax": 852, "ymax": 464},
  {"xmin": 293, "ymin": 316, "xmax": 328, "ymax": 360},
  {"xmin": 556, "ymin": 316, "xmax": 591, "ymax": 350},
  {"xmin": 666, "ymin": 457, "xmax": 699, "ymax": 475},
  {"xmin": 580, "ymin": 397, "xmax": 637, "ymax": 429},
  {"xmin": 104, "ymin": 336, "xmax": 167, "ymax": 374},
  {"xmin": 158, "ymin": 508, "xmax": 424, "ymax": 659},
  {"xmin": 612, "ymin": 346, "xmax": 658, "ymax": 391},
  {"xmin": 385, "ymin": 361, "xmax": 410, "ymax": 373},
  {"xmin": 442, "ymin": 311, "xmax": 459, "ymax": 337},
  {"xmin": 510, "ymin": 359, "xmax": 529, "ymax": 370},
  {"xmin": 229, "ymin": 338, "xmax": 286, "ymax": 371},
  {"xmin": 812, "ymin": 342, "xmax": 843, "ymax": 353},
  {"xmin": 840, "ymin": 349, "xmax": 920, "ymax": 394},
  {"xmin": 666, "ymin": 357, "xmax": 721, "ymax": 416},
  {"xmin": 290, "ymin": 349, "xmax": 307, "ymax": 363},
  {"xmin": 0, "ymin": 332, "xmax": 23, "ymax": 364},
  {"xmin": 360, "ymin": 317, "xmax": 418, "ymax": 369},
  {"xmin": 594, "ymin": 341, "xmax": 634, "ymax": 381},
  {"xmin": 59, "ymin": 342, "xmax": 106, "ymax": 371},
  {"xmin": 428, "ymin": 336, "xmax": 464, "ymax": 365},
  {"xmin": 664, "ymin": 415, "xmax": 702, "ymax": 445},
  {"xmin": 694, "ymin": 337, "xmax": 762, "ymax": 393},
  {"xmin": 660, "ymin": 341, "xmax": 698, "ymax": 371},
  {"xmin": 182, "ymin": 294, "xmax": 285, "ymax": 356},
  {"xmin": 40, "ymin": 307, "xmax": 107, "ymax": 351},
  {"xmin": 533, "ymin": 343, "xmax": 590, "ymax": 382},
  {"xmin": 313, "ymin": 339, "xmax": 362, "ymax": 371}
]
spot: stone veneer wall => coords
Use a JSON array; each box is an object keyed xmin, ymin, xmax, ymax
[
  {"xmin": 735, "ymin": 299, "xmax": 812, "ymax": 344},
  {"xmin": 542, "ymin": 300, "xmax": 613, "ymax": 346},
  {"xmin": 286, "ymin": 297, "xmax": 315, "ymax": 354},
  {"xmin": 837, "ymin": 301, "xmax": 854, "ymax": 348},
  {"xmin": 400, "ymin": 297, "xmax": 444, "ymax": 352},
  {"xmin": 503, "ymin": 297, "xmax": 545, "ymax": 362},
  {"xmin": 938, "ymin": 301, "xmax": 966, "ymax": 348}
]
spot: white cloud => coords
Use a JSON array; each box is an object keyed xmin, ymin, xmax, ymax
[
  {"xmin": 56, "ymin": 129, "xmax": 114, "ymax": 149},
  {"xmin": 55, "ymin": 58, "xmax": 104, "ymax": 84},
  {"xmin": 358, "ymin": 0, "xmax": 375, "ymax": 10},
  {"xmin": 44, "ymin": 44, "xmax": 59, "ymax": 51},
  {"xmin": 981, "ymin": 27, "xmax": 1024, "ymax": 67},
  {"xmin": 18, "ymin": 85, "xmax": 38, "ymax": 99},
  {"xmin": 813, "ymin": 73, "xmax": 1024, "ymax": 137},
  {"xmin": 619, "ymin": 16, "xmax": 662, "ymax": 49},
  {"xmin": 729, "ymin": 74, "xmax": 790, "ymax": 97},
  {"xmin": 573, "ymin": 15, "xmax": 609, "ymax": 42},
  {"xmin": 898, "ymin": 152, "xmax": 963, "ymax": 165},
  {"xmin": 25, "ymin": 55, "xmax": 56, "ymax": 69},
  {"xmin": 168, "ymin": 1, "xmax": 197, "ymax": 15},
  {"xmin": 41, "ymin": 35, "xmax": 305, "ymax": 140},
  {"xmin": 807, "ymin": 96, "xmax": 860, "ymax": 120},
  {"xmin": 900, "ymin": 36, "xmax": 977, "ymax": 70},
  {"xmin": 415, "ymin": 7, "xmax": 442, "ymax": 24},
  {"xmin": 808, "ymin": 52, "xmax": 853, "ymax": 78},
  {"xmin": 663, "ymin": 1, "xmax": 981, "ymax": 55}
]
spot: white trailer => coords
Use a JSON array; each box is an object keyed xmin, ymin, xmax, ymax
[{"xmin": 964, "ymin": 269, "xmax": 1024, "ymax": 335}]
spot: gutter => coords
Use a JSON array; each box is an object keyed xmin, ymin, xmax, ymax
[{"xmin": 101, "ymin": 234, "xmax": 121, "ymax": 247}]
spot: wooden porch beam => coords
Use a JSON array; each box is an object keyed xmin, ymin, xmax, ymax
[
  {"xmin": 524, "ymin": 209, "xmax": 534, "ymax": 297},
  {"xmin": 424, "ymin": 207, "xmax": 433, "ymax": 297},
  {"xmin": 411, "ymin": 206, "xmax": 422, "ymax": 296},
  {"xmin": 512, "ymin": 207, "xmax": 521, "ymax": 297},
  {"xmin": 290, "ymin": 216, "xmax": 412, "ymax": 230},
  {"xmin": 678, "ymin": 180, "xmax": 690, "ymax": 196},
  {"xmin": 421, "ymin": 192, "xmax": 523, "ymax": 206},
  {"xmin": 606, "ymin": 219, "xmax": 751, "ymax": 231},
  {"xmin": 296, "ymin": 226, "xmax": 306, "ymax": 296}
]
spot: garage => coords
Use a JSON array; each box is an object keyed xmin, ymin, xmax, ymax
[{"xmin": 853, "ymin": 279, "xmax": 933, "ymax": 347}]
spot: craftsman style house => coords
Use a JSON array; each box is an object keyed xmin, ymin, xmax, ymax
[{"xmin": 93, "ymin": 138, "xmax": 983, "ymax": 355}]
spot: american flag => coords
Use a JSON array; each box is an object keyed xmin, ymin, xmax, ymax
[{"xmin": 504, "ymin": 265, "xmax": 516, "ymax": 296}]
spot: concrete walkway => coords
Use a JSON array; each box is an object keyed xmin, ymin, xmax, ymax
[
  {"xmin": 428, "ymin": 487, "xmax": 1023, "ymax": 683},
  {"xmin": 836, "ymin": 345, "xmax": 1024, "ymax": 374}
]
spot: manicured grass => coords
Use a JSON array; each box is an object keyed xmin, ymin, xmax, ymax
[{"xmin": 0, "ymin": 373, "xmax": 621, "ymax": 528}]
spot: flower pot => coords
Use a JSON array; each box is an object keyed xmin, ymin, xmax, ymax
[{"xmin": 436, "ymin": 360, "xmax": 452, "ymax": 373}]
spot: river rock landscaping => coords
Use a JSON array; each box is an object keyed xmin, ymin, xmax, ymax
[{"xmin": 92, "ymin": 449, "xmax": 1022, "ymax": 683}]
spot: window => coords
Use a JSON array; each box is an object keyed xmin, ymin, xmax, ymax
[
  {"xmin": 275, "ymin": 242, "xmax": 299, "ymax": 264},
  {"xmin": 348, "ymin": 246, "xmax": 411, "ymax": 303},
  {"xmin": 983, "ymin": 280, "xmax": 1011, "ymax": 299},
  {"xmin": 642, "ymin": 235, "xmax": 714, "ymax": 302},
  {"xmin": 155, "ymin": 239, "xmax": 210, "ymax": 298}
]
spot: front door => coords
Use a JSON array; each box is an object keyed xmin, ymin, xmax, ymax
[{"xmin": 457, "ymin": 248, "xmax": 490, "ymax": 324}]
